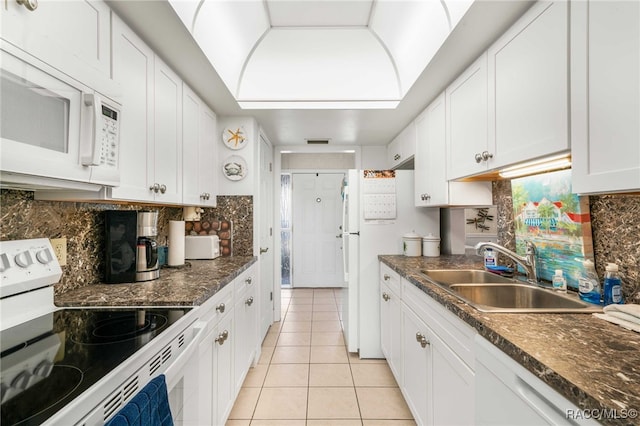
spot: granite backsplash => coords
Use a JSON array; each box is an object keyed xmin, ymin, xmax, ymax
[
  {"xmin": 493, "ymin": 181, "xmax": 640, "ymax": 302},
  {"xmin": 0, "ymin": 190, "xmax": 253, "ymax": 295}
]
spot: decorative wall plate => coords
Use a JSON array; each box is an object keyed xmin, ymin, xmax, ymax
[
  {"xmin": 222, "ymin": 155, "xmax": 248, "ymax": 181},
  {"xmin": 222, "ymin": 126, "xmax": 247, "ymax": 150}
]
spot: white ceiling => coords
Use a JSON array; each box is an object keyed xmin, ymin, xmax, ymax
[{"xmin": 106, "ymin": 0, "xmax": 535, "ymax": 146}]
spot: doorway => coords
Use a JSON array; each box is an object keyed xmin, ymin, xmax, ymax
[{"xmin": 287, "ymin": 172, "xmax": 345, "ymax": 288}]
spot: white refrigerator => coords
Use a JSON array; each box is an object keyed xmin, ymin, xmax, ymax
[{"xmin": 341, "ymin": 169, "xmax": 440, "ymax": 358}]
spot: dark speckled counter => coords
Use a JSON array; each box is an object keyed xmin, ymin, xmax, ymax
[
  {"xmin": 380, "ymin": 254, "xmax": 640, "ymax": 426},
  {"xmin": 55, "ymin": 256, "xmax": 256, "ymax": 307}
]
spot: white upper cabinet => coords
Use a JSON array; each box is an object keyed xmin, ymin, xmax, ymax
[
  {"xmin": 387, "ymin": 121, "xmax": 416, "ymax": 169},
  {"xmin": 447, "ymin": 1, "xmax": 570, "ymax": 181},
  {"xmin": 152, "ymin": 56, "xmax": 183, "ymax": 204},
  {"xmin": 1, "ymin": 0, "xmax": 111, "ymax": 82},
  {"xmin": 182, "ymin": 84, "xmax": 217, "ymax": 207},
  {"xmin": 110, "ymin": 15, "xmax": 182, "ymax": 204},
  {"xmin": 488, "ymin": 1, "xmax": 569, "ymax": 169},
  {"xmin": 446, "ymin": 53, "xmax": 490, "ymax": 179},
  {"xmin": 571, "ymin": 0, "xmax": 640, "ymax": 194},
  {"xmin": 110, "ymin": 15, "xmax": 155, "ymax": 202},
  {"xmin": 415, "ymin": 93, "xmax": 492, "ymax": 207}
]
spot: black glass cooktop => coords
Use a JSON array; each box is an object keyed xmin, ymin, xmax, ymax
[{"xmin": 0, "ymin": 307, "xmax": 191, "ymax": 426}]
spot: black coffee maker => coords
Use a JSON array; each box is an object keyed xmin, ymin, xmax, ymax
[{"xmin": 105, "ymin": 210, "xmax": 159, "ymax": 283}]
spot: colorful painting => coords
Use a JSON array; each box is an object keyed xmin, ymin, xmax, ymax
[{"xmin": 511, "ymin": 169, "xmax": 594, "ymax": 289}]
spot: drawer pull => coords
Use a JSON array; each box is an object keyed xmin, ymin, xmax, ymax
[
  {"xmin": 216, "ymin": 303, "xmax": 225, "ymax": 313},
  {"xmin": 382, "ymin": 293, "xmax": 390, "ymax": 302},
  {"xmin": 245, "ymin": 297, "xmax": 254, "ymax": 306},
  {"xmin": 245, "ymin": 277, "xmax": 253, "ymax": 285},
  {"xmin": 383, "ymin": 274, "xmax": 390, "ymax": 281}
]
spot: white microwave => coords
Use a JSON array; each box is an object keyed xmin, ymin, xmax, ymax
[{"xmin": 0, "ymin": 41, "xmax": 122, "ymax": 190}]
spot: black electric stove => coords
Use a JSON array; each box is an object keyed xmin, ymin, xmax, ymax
[{"xmin": 0, "ymin": 307, "xmax": 192, "ymax": 426}]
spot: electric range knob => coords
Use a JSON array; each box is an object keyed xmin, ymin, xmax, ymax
[
  {"xmin": 0, "ymin": 253, "xmax": 10, "ymax": 272},
  {"xmin": 33, "ymin": 360, "xmax": 54, "ymax": 378},
  {"xmin": 14, "ymin": 250, "xmax": 34, "ymax": 268},
  {"xmin": 11, "ymin": 371, "xmax": 31, "ymax": 389},
  {"xmin": 0, "ymin": 382, "xmax": 9, "ymax": 402},
  {"xmin": 36, "ymin": 248, "xmax": 54, "ymax": 264}
]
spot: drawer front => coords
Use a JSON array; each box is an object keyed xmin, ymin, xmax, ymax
[
  {"xmin": 200, "ymin": 282, "xmax": 234, "ymax": 329},
  {"xmin": 380, "ymin": 263, "xmax": 401, "ymax": 295},
  {"xmin": 235, "ymin": 266, "xmax": 256, "ymax": 298}
]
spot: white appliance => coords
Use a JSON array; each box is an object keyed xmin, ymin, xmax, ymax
[
  {"xmin": 185, "ymin": 235, "xmax": 221, "ymax": 260},
  {"xmin": 0, "ymin": 41, "xmax": 122, "ymax": 190},
  {"xmin": 341, "ymin": 170, "xmax": 440, "ymax": 358},
  {"xmin": 0, "ymin": 239, "xmax": 203, "ymax": 425}
]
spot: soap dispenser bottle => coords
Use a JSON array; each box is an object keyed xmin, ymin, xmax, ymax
[
  {"xmin": 603, "ymin": 263, "xmax": 624, "ymax": 305},
  {"xmin": 579, "ymin": 260, "xmax": 602, "ymax": 305},
  {"xmin": 552, "ymin": 269, "xmax": 567, "ymax": 293}
]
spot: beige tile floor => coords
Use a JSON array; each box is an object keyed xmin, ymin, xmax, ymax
[{"xmin": 226, "ymin": 288, "xmax": 416, "ymax": 426}]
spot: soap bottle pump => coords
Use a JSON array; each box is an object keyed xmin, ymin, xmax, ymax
[
  {"xmin": 552, "ymin": 269, "xmax": 567, "ymax": 293},
  {"xmin": 603, "ymin": 263, "xmax": 624, "ymax": 305}
]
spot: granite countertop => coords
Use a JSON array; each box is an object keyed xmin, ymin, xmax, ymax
[
  {"xmin": 55, "ymin": 256, "xmax": 257, "ymax": 307},
  {"xmin": 379, "ymin": 254, "xmax": 640, "ymax": 426}
]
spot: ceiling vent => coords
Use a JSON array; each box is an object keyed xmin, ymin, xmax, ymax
[{"xmin": 306, "ymin": 139, "xmax": 330, "ymax": 144}]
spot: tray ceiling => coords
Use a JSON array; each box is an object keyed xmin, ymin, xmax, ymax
[{"xmin": 171, "ymin": 0, "xmax": 473, "ymax": 109}]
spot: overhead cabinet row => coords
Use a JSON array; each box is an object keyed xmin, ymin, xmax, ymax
[
  {"xmin": 0, "ymin": 2, "xmax": 219, "ymax": 206},
  {"xmin": 394, "ymin": 0, "xmax": 639, "ymax": 196}
]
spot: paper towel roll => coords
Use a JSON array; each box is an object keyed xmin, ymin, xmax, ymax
[{"xmin": 168, "ymin": 220, "xmax": 185, "ymax": 266}]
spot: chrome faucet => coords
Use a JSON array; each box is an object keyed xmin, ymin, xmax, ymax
[{"xmin": 474, "ymin": 241, "xmax": 539, "ymax": 285}]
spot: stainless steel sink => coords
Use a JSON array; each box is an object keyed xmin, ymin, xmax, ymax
[
  {"xmin": 420, "ymin": 269, "xmax": 515, "ymax": 286},
  {"xmin": 419, "ymin": 269, "xmax": 602, "ymax": 313},
  {"xmin": 449, "ymin": 284, "xmax": 602, "ymax": 313}
]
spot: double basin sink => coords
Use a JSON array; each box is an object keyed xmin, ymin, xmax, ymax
[{"xmin": 420, "ymin": 269, "xmax": 602, "ymax": 313}]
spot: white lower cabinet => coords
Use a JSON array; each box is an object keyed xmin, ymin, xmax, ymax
[
  {"xmin": 194, "ymin": 263, "xmax": 260, "ymax": 425},
  {"xmin": 233, "ymin": 267, "xmax": 259, "ymax": 394},
  {"xmin": 379, "ymin": 261, "xmax": 597, "ymax": 426},
  {"xmin": 400, "ymin": 277, "xmax": 475, "ymax": 426},
  {"xmin": 380, "ymin": 278, "xmax": 402, "ymax": 383}
]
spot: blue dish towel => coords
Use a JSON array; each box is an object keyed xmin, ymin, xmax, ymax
[{"xmin": 106, "ymin": 374, "xmax": 174, "ymax": 426}]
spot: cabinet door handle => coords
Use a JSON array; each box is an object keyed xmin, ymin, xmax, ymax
[
  {"xmin": 159, "ymin": 184, "xmax": 167, "ymax": 194},
  {"xmin": 416, "ymin": 332, "xmax": 430, "ymax": 348},
  {"xmin": 260, "ymin": 247, "xmax": 269, "ymax": 254},
  {"xmin": 474, "ymin": 153, "xmax": 483, "ymax": 163},
  {"xmin": 481, "ymin": 151, "xmax": 493, "ymax": 161},
  {"xmin": 394, "ymin": 154, "xmax": 401, "ymax": 161},
  {"xmin": 215, "ymin": 329, "xmax": 229, "ymax": 345},
  {"xmin": 383, "ymin": 274, "xmax": 390, "ymax": 281},
  {"xmin": 245, "ymin": 297, "xmax": 254, "ymax": 306},
  {"xmin": 17, "ymin": 0, "xmax": 38, "ymax": 11},
  {"xmin": 245, "ymin": 277, "xmax": 253, "ymax": 285},
  {"xmin": 149, "ymin": 183, "xmax": 160, "ymax": 193},
  {"xmin": 216, "ymin": 303, "xmax": 225, "ymax": 313},
  {"xmin": 382, "ymin": 292, "xmax": 390, "ymax": 301}
]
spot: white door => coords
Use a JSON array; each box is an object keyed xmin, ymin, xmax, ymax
[
  {"xmin": 259, "ymin": 135, "xmax": 274, "ymax": 338},
  {"xmin": 292, "ymin": 173, "xmax": 345, "ymax": 287}
]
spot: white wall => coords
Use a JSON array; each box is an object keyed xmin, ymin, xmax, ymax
[{"xmin": 360, "ymin": 145, "xmax": 387, "ymax": 169}]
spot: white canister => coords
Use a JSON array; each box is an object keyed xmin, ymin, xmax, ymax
[
  {"xmin": 403, "ymin": 231, "xmax": 422, "ymax": 257},
  {"xmin": 422, "ymin": 233, "xmax": 441, "ymax": 257}
]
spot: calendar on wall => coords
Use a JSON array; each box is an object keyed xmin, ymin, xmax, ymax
[{"xmin": 362, "ymin": 170, "xmax": 397, "ymax": 220}]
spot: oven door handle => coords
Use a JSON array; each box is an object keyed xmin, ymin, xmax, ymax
[{"xmin": 164, "ymin": 320, "xmax": 207, "ymax": 390}]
